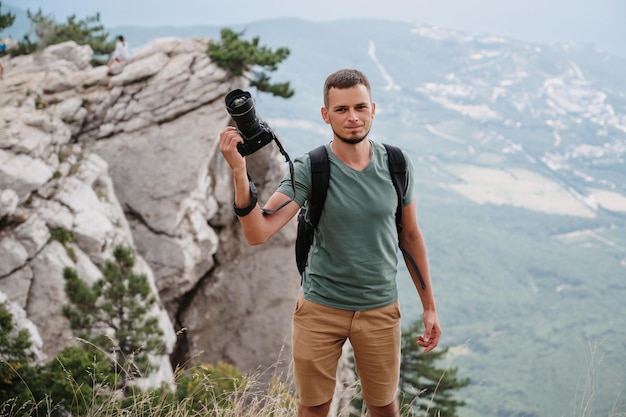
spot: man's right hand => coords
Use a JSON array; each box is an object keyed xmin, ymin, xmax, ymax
[{"xmin": 219, "ymin": 126, "xmax": 246, "ymax": 174}]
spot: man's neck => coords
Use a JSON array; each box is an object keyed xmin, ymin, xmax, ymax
[{"xmin": 330, "ymin": 139, "xmax": 371, "ymax": 171}]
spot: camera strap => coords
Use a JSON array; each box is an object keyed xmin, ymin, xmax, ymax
[{"xmin": 258, "ymin": 134, "xmax": 296, "ymax": 215}]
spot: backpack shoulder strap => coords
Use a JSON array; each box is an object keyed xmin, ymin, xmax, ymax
[
  {"xmin": 307, "ymin": 145, "xmax": 330, "ymax": 227},
  {"xmin": 383, "ymin": 143, "xmax": 406, "ymax": 234},
  {"xmin": 383, "ymin": 143, "xmax": 426, "ymax": 290}
]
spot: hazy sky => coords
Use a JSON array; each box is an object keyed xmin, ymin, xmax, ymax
[{"xmin": 7, "ymin": 0, "xmax": 626, "ymax": 57}]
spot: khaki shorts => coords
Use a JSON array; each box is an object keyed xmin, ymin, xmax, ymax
[{"xmin": 292, "ymin": 293, "xmax": 401, "ymax": 407}]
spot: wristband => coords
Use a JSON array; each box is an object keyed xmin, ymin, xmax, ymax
[{"xmin": 233, "ymin": 180, "xmax": 258, "ymax": 217}]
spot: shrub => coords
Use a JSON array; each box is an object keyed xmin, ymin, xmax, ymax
[{"xmin": 208, "ymin": 28, "xmax": 294, "ymax": 98}]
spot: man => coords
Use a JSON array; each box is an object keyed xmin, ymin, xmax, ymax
[{"xmin": 219, "ymin": 68, "xmax": 440, "ymax": 417}]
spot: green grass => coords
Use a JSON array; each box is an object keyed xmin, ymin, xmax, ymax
[
  {"xmin": 3, "ymin": 349, "xmax": 625, "ymax": 417},
  {"xmin": 1, "ymin": 360, "xmax": 298, "ymax": 417}
]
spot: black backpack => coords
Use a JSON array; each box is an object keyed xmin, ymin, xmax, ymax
[{"xmin": 295, "ymin": 143, "xmax": 426, "ymax": 289}]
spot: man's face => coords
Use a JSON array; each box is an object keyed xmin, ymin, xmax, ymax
[{"xmin": 321, "ymin": 84, "xmax": 376, "ymax": 144}]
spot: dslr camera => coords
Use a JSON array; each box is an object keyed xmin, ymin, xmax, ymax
[{"xmin": 225, "ymin": 89, "xmax": 276, "ymax": 156}]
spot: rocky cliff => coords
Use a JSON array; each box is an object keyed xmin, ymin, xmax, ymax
[{"xmin": 0, "ymin": 38, "xmax": 301, "ymax": 385}]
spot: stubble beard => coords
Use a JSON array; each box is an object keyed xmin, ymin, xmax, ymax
[{"xmin": 332, "ymin": 127, "xmax": 371, "ymax": 145}]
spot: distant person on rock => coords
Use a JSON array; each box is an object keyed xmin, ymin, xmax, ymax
[
  {"xmin": 107, "ymin": 35, "xmax": 129, "ymax": 66},
  {"xmin": 0, "ymin": 38, "xmax": 6, "ymax": 79},
  {"xmin": 219, "ymin": 68, "xmax": 441, "ymax": 417}
]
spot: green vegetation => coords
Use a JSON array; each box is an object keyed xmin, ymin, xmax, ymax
[
  {"xmin": 0, "ymin": 250, "xmax": 106, "ymax": 414},
  {"xmin": 7, "ymin": 8, "xmax": 114, "ymax": 62},
  {"xmin": 62, "ymin": 245, "xmax": 164, "ymax": 389},
  {"xmin": 208, "ymin": 28, "xmax": 294, "ymax": 98},
  {"xmin": 49, "ymin": 227, "xmax": 77, "ymax": 261},
  {"xmin": 0, "ymin": 304, "xmax": 112, "ymax": 416},
  {"xmin": 49, "ymin": 227, "xmax": 74, "ymax": 244},
  {"xmin": 0, "ymin": 303, "xmax": 32, "ymax": 401},
  {"xmin": 349, "ymin": 318, "xmax": 469, "ymax": 417},
  {"xmin": 19, "ymin": 346, "xmax": 115, "ymax": 416},
  {"xmin": 1, "ymin": 358, "xmax": 297, "ymax": 417},
  {"xmin": 398, "ymin": 321, "xmax": 470, "ymax": 417},
  {"xmin": 27, "ymin": 9, "xmax": 113, "ymax": 54},
  {"xmin": 0, "ymin": 2, "xmax": 15, "ymax": 34},
  {"xmin": 394, "ymin": 176, "xmax": 626, "ymax": 417}
]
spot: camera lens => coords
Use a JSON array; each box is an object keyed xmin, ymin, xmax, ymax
[
  {"xmin": 232, "ymin": 97, "xmax": 248, "ymax": 107},
  {"xmin": 225, "ymin": 89, "xmax": 260, "ymax": 140}
]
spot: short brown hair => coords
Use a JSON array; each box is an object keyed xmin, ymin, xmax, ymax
[{"xmin": 323, "ymin": 69, "xmax": 372, "ymax": 107}]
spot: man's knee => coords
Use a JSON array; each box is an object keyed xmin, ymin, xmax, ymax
[
  {"xmin": 367, "ymin": 400, "xmax": 399, "ymax": 417},
  {"xmin": 298, "ymin": 399, "xmax": 332, "ymax": 417}
]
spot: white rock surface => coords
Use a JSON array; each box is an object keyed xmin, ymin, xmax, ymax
[{"xmin": 0, "ymin": 38, "xmax": 303, "ymax": 390}]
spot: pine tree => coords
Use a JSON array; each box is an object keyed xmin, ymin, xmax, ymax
[
  {"xmin": 0, "ymin": 302, "xmax": 116, "ymax": 414},
  {"xmin": 0, "ymin": 303, "xmax": 32, "ymax": 400},
  {"xmin": 399, "ymin": 320, "xmax": 470, "ymax": 417},
  {"xmin": 348, "ymin": 318, "xmax": 470, "ymax": 417},
  {"xmin": 208, "ymin": 28, "xmax": 294, "ymax": 98},
  {"xmin": 21, "ymin": 346, "xmax": 115, "ymax": 416},
  {"xmin": 0, "ymin": 1, "xmax": 15, "ymax": 32},
  {"xmin": 63, "ymin": 245, "xmax": 164, "ymax": 388},
  {"xmin": 11, "ymin": 8, "xmax": 114, "ymax": 60}
]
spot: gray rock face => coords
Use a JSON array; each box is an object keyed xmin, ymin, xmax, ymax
[
  {"xmin": 0, "ymin": 98, "xmax": 176, "ymax": 386},
  {"xmin": 0, "ymin": 39, "xmax": 300, "ymax": 385}
]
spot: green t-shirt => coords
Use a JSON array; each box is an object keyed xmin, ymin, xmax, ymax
[{"xmin": 277, "ymin": 140, "xmax": 415, "ymax": 311}]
